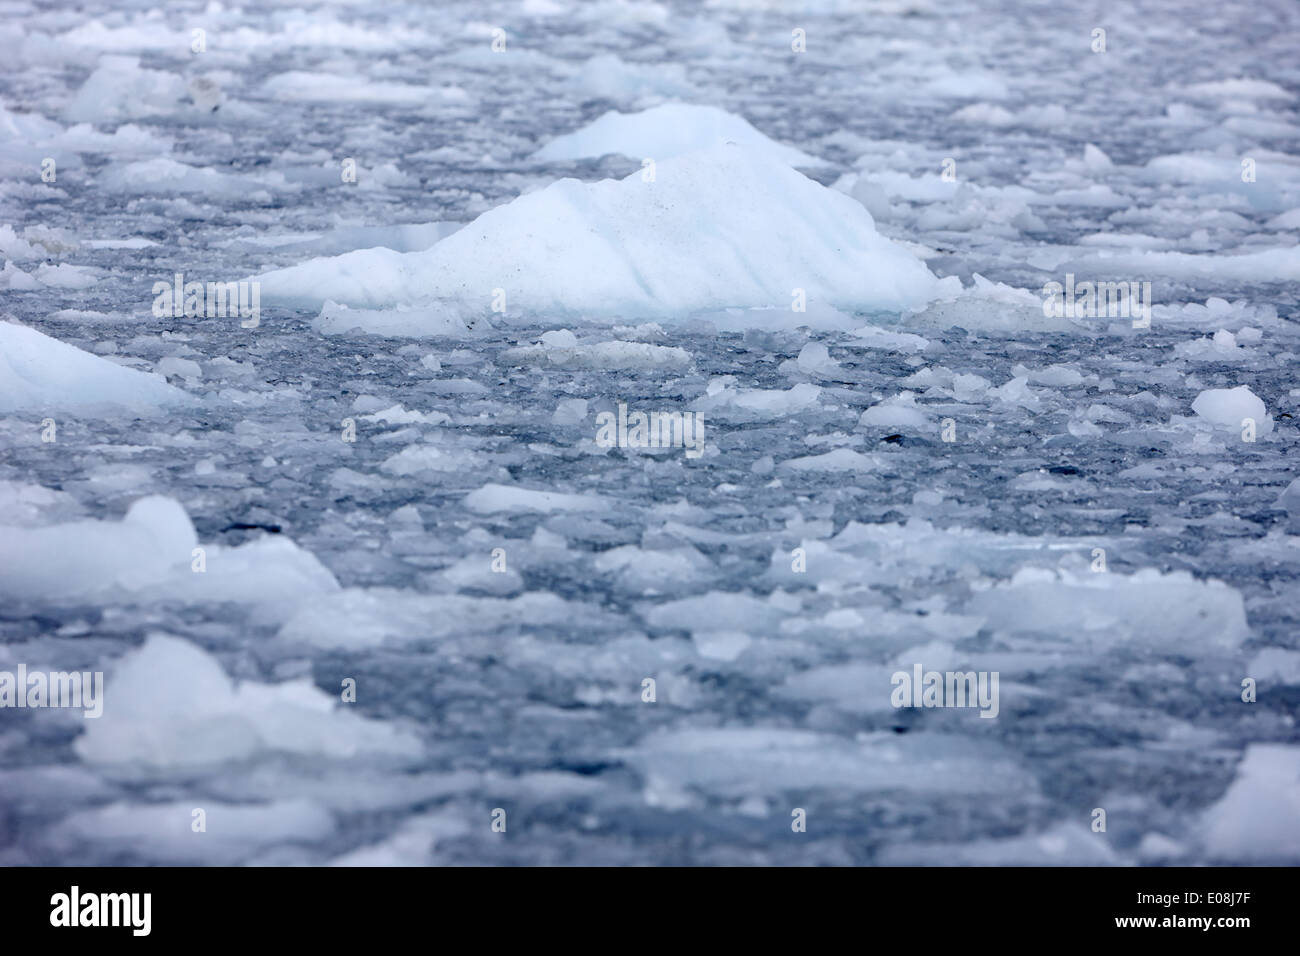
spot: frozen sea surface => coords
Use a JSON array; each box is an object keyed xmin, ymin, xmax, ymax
[{"xmin": 1, "ymin": 0, "xmax": 1299, "ymax": 865}]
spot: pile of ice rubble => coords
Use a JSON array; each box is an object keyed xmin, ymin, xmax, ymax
[
  {"xmin": 3, "ymin": 86, "xmax": 1299, "ymax": 865},
  {"xmin": 1, "ymin": 475, "xmax": 1296, "ymax": 863}
]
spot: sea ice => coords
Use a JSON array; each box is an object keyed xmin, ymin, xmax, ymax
[
  {"xmin": 1202, "ymin": 746, "xmax": 1300, "ymax": 861},
  {"xmin": 530, "ymin": 103, "xmax": 827, "ymax": 167},
  {"xmin": 0, "ymin": 322, "xmax": 194, "ymax": 414},
  {"xmin": 257, "ymin": 144, "xmax": 943, "ymax": 324},
  {"xmin": 74, "ymin": 634, "xmax": 421, "ymax": 768},
  {"xmin": 1191, "ymin": 384, "xmax": 1274, "ymax": 435}
]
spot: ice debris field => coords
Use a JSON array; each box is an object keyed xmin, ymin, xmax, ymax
[{"xmin": 0, "ymin": 0, "xmax": 1299, "ymax": 865}]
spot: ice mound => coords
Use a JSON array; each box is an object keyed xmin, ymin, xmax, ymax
[
  {"xmin": 256, "ymin": 144, "xmax": 942, "ymax": 325},
  {"xmin": 0, "ymin": 496, "xmax": 195, "ymax": 600},
  {"xmin": 0, "ymin": 322, "xmax": 195, "ymax": 414},
  {"xmin": 694, "ymin": 380, "xmax": 822, "ymax": 422},
  {"xmin": 156, "ymin": 535, "xmax": 340, "ymax": 622},
  {"xmin": 530, "ymin": 103, "xmax": 827, "ymax": 167},
  {"xmin": 1192, "ymin": 385, "xmax": 1274, "ymax": 436},
  {"xmin": 859, "ymin": 391, "xmax": 932, "ymax": 428},
  {"xmin": 966, "ymin": 567, "xmax": 1248, "ymax": 651},
  {"xmin": 63, "ymin": 55, "xmax": 187, "ymax": 123},
  {"xmin": 0, "ymin": 494, "xmax": 338, "ymax": 612},
  {"xmin": 1202, "ymin": 745, "xmax": 1300, "ymax": 861},
  {"xmin": 75, "ymin": 634, "xmax": 420, "ymax": 768}
]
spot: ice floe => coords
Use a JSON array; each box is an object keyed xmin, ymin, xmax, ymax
[
  {"xmin": 257, "ymin": 143, "xmax": 943, "ymax": 325},
  {"xmin": 0, "ymin": 322, "xmax": 194, "ymax": 414}
]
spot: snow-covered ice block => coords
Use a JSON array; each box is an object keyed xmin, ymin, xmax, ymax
[
  {"xmin": 464, "ymin": 482, "xmax": 610, "ymax": 514},
  {"xmin": 74, "ymin": 634, "xmax": 420, "ymax": 768},
  {"xmin": 380, "ymin": 442, "xmax": 496, "ymax": 478},
  {"xmin": 1202, "ymin": 745, "xmax": 1300, "ymax": 862},
  {"xmin": 966, "ymin": 567, "xmax": 1248, "ymax": 651},
  {"xmin": 620, "ymin": 729, "xmax": 1035, "ymax": 803},
  {"xmin": 778, "ymin": 447, "xmax": 879, "ymax": 472},
  {"xmin": 1192, "ymin": 384, "xmax": 1273, "ymax": 435},
  {"xmin": 0, "ymin": 494, "xmax": 338, "ymax": 613},
  {"xmin": 0, "ymin": 322, "xmax": 194, "ymax": 414},
  {"xmin": 531, "ymin": 103, "xmax": 826, "ymax": 167},
  {"xmin": 256, "ymin": 144, "xmax": 944, "ymax": 324},
  {"xmin": 1248, "ymin": 648, "xmax": 1300, "ymax": 684},
  {"xmin": 860, "ymin": 391, "xmax": 932, "ymax": 428},
  {"xmin": 0, "ymin": 496, "xmax": 196, "ymax": 600},
  {"xmin": 694, "ymin": 380, "xmax": 822, "ymax": 422},
  {"xmin": 63, "ymin": 55, "xmax": 187, "ymax": 123}
]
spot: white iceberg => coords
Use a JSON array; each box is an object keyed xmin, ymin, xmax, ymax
[{"xmin": 255, "ymin": 144, "xmax": 943, "ymax": 328}]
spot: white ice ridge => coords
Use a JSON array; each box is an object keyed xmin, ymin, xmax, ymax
[
  {"xmin": 0, "ymin": 321, "xmax": 194, "ymax": 414},
  {"xmin": 530, "ymin": 103, "xmax": 829, "ymax": 167},
  {"xmin": 255, "ymin": 144, "xmax": 944, "ymax": 328}
]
